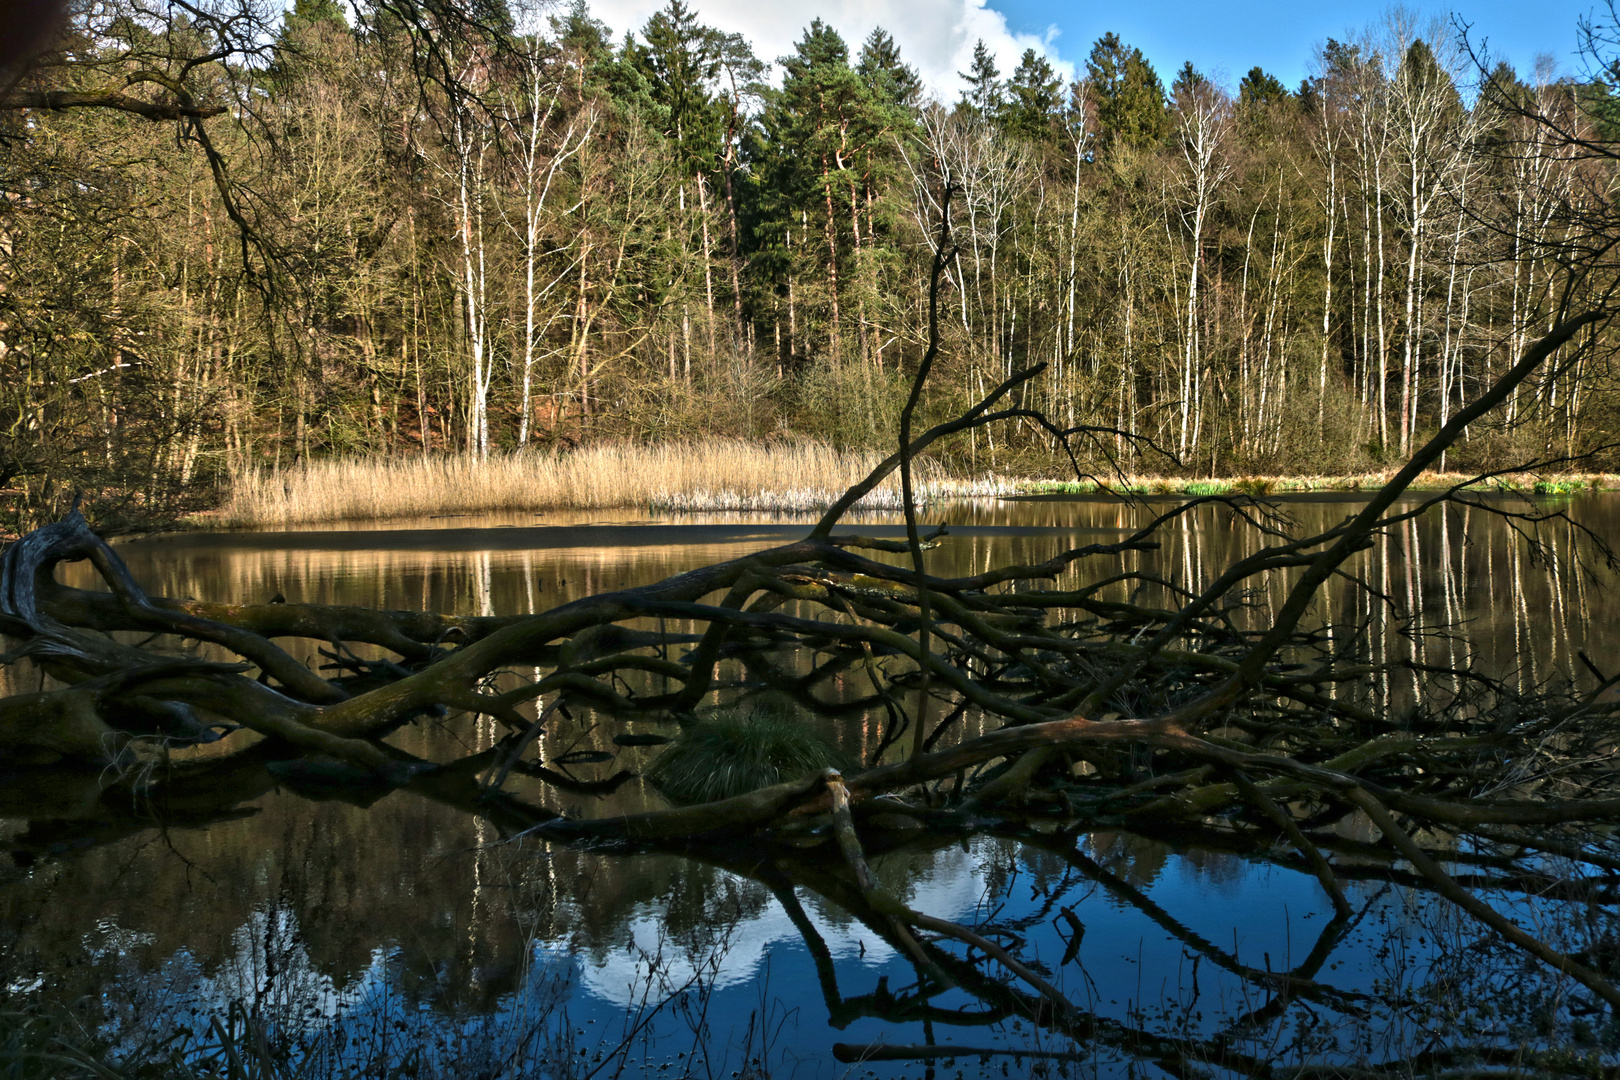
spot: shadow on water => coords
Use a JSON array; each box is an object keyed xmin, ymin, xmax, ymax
[{"xmin": 4, "ymin": 495, "xmax": 1620, "ymax": 1077}]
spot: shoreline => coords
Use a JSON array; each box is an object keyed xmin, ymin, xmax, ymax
[
  {"xmin": 1001, "ymin": 469, "xmax": 1616, "ymax": 499},
  {"xmin": 185, "ymin": 453, "xmax": 1618, "ymax": 532}
]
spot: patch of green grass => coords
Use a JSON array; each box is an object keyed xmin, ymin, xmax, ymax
[
  {"xmin": 648, "ymin": 704, "xmax": 852, "ymax": 805},
  {"xmin": 1026, "ymin": 480, "xmax": 1100, "ymax": 495},
  {"xmin": 1534, "ymin": 478, "xmax": 1587, "ymax": 495},
  {"xmin": 1183, "ymin": 480, "xmax": 1233, "ymax": 497}
]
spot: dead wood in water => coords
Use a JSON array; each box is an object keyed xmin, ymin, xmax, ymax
[{"xmin": 4, "ymin": 192, "xmax": 1620, "ymax": 1052}]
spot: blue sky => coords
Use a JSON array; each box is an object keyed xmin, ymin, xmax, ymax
[
  {"xmin": 989, "ymin": 0, "xmax": 1598, "ymax": 89},
  {"xmin": 585, "ymin": 0, "xmax": 1605, "ymax": 97}
]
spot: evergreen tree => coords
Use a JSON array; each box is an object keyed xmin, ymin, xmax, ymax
[
  {"xmin": 1239, "ymin": 65, "xmax": 1289, "ymax": 109},
  {"xmin": 849, "ymin": 27, "xmax": 915, "ymax": 324},
  {"xmin": 709, "ymin": 28, "xmax": 766, "ymax": 341},
  {"xmin": 269, "ymin": 0, "xmax": 351, "ymax": 89},
  {"xmin": 636, "ymin": 0, "xmax": 725, "ymax": 176},
  {"xmin": 546, "ymin": 0, "xmax": 621, "ymax": 101},
  {"xmin": 757, "ymin": 19, "xmax": 884, "ymax": 360},
  {"xmin": 1235, "ymin": 65, "xmax": 1290, "ymax": 140},
  {"xmin": 1172, "ymin": 61, "xmax": 1207, "ymax": 98},
  {"xmin": 1003, "ymin": 47, "xmax": 1062, "ymax": 140},
  {"xmin": 857, "ymin": 27, "xmax": 921, "ymax": 112},
  {"xmin": 551, "ymin": 0, "xmax": 613, "ymax": 72},
  {"xmin": 1395, "ymin": 39, "xmax": 1462, "ymax": 121},
  {"xmin": 958, "ymin": 39, "xmax": 1004, "ymax": 117},
  {"xmin": 285, "ymin": 0, "xmax": 348, "ymax": 32},
  {"xmin": 1086, "ymin": 32, "xmax": 1167, "ymax": 149}
]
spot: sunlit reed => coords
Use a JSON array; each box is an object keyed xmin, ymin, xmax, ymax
[{"xmin": 210, "ymin": 440, "xmax": 952, "ymax": 527}]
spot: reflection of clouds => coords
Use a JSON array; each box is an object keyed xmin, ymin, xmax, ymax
[
  {"xmin": 88, "ymin": 903, "xmax": 580, "ymax": 1076},
  {"xmin": 568, "ymin": 848, "xmax": 988, "ymax": 1006},
  {"xmin": 30, "ymin": 831, "xmax": 1595, "ymax": 1074},
  {"xmin": 79, "ymin": 851, "xmax": 1006, "ymax": 1032},
  {"xmin": 89, "ymin": 905, "xmax": 367, "ymax": 1058},
  {"xmin": 154, "ymin": 906, "xmax": 353, "ymax": 1020}
]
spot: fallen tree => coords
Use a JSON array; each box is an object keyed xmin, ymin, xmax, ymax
[{"xmin": 4, "ymin": 192, "xmax": 1620, "ymax": 1074}]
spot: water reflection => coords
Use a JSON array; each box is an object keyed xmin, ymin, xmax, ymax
[{"xmin": 4, "ymin": 492, "xmax": 1618, "ymax": 1075}]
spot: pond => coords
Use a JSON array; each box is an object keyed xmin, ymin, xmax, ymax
[{"xmin": 2, "ymin": 492, "xmax": 1618, "ymax": 1078}]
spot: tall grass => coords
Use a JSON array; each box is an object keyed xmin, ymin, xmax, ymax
[
  {"xmin": 212, "ymin": 440, "xmax": 950, "ymax": 527},
  {"xmin": 208, "ymin": 449, "xmax": 1615, "ymax": 528},
  {"xmin": 648, "ymin": 704, "xmax": 852, "ymax": 805}
]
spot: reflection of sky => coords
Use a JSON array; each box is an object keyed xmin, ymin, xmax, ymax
[
  {"xmin": 39, "ymin": 831, "xmax": 1611, "ymax": 1078},
  {"xmin": 569, "ymin": 848, "xmax": 988, "ymax": 1003}
]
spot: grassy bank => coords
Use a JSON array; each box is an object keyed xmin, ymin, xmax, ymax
[
  {"xmin": 206, "ymin": 444, "xmax": 1618, "ymax": 529},
  {"xmin": 210, "ymin": 440, "xmax": 954, "ymax": 527},
  {"xmin": 1008, "ymin": 470, "xmax": 1620, "ymax": 498}
]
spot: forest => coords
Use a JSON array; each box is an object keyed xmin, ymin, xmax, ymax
[
  {"xmin": 13, "ymin": 1, "xmax": 1620, "ymax": 1071},
  {"xmin": 1, "ymin": 0, "xmax": 1618, "ymax": 529}
]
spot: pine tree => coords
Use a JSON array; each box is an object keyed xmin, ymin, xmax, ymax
[
  {"xmin": 551, "ymin": 0, "xmax": 613, "ymax": 73},
  {"xmin": 1172, "ymin": 61, "xmax": 1206, "ymax": 97},
  {"xmin": 1239, "ymin": 66, "xmax": 1289, "ymax": 109},
  {"xmin": 1003, "ymin": 48, "xmax": 1062, "ymax": 140},
  {"xmin": 286, "ymin": 0, "xmax": 348, "ymax": 32},
  {"xmin": 857, "ymin": 27, "xmax": 921, "ymax": 112},
  {"xmin": 757, "ymin": 19, "xmax": 885, "ymax": 361},
  {"xmin": 1086, "ymin": 32, "xmax": 1168, "ymax": 149},
  {"xmin": 636, "ymin": 0, "xmax": 724, "ymax": 177},
  {"xmin": 959, "ymin": 39, "xmax": 1004, "ymax": 117}
]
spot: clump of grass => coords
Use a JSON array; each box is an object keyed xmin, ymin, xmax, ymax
[
  {"xmin": 648, "ymin": 705, "xmax": 852, "ymax": 805},
  {"xmin": 1183, "ymin": 480, "xmax": 1233, "ymax": 497},
  {"xmin": 0, "ymin": 1008, "xmax": 105, "ymax": 1080},
  {"xmin": 1232, "ymin": 477, "xmax": 1273, "ymax": 496},
  {"xmin": 1016, "ymin": 479, "xmax": 1099, "ymax": 496},
  {"xmin": 930, "ymin": 475, "xmax": 1029, "ymax": 498},
  {"xmin": 1534, "ymin": 477, "xmax": 1588, "ymax": 495},
  {"xmin": 0, "ymin": 1004, "xmax": 296, "ymax": 1080}
]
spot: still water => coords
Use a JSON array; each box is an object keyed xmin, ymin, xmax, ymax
[{"xmin": 2, "ymin": 493, "xmax": 1617, "ymax": 1077}]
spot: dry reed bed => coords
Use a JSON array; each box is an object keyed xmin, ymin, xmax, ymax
[
  {"xmin": 213, "ymin": 441, "xmax": 951, "ymax": 527},
  {"xmin": 211, "ymin": 448, "xmax": 1616, "ymax": 529}
]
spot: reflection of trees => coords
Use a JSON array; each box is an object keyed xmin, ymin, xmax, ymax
[{"xmin": 3, "ymin": 729, "xmax": 1619, "ymax": 1074}]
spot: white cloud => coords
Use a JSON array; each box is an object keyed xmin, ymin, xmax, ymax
[{"xmin": 579, "ymin": 0, "xmax": 1073, "ymax": 101}]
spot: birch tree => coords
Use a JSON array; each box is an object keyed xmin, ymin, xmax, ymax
[
  {"xmin": 499, "ymin": 35, "xmax": 595, "ymax": 446},
  {"xmin": 1169, "ymin": 66, "xmax": 1234, "ymax": 458}
]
